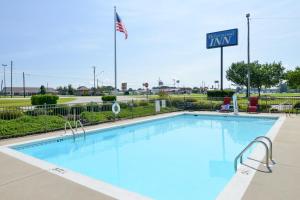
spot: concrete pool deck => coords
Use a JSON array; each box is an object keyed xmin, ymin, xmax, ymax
[
  {"xmin": 0, "ymin": 111, "xmax": 299, "ymax": 200},
  {"xmin": 242, "ymin": 115, "xmax": 300, "ymax": 200}
]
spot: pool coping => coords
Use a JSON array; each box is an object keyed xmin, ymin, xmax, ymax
[{"xmin": 0, "ymin": 111, "xmax": 285, "ymax": 200}]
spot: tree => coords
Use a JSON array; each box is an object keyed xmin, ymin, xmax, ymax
[
  {"xmin": 68, "ymin": 84, "xmax": 75, "ymax": 95},
  {"xmin": 192, "ymin": 87, "xmax": 200, "ymax": 93},
  {"xmin": 261, "ymin": 62, "xmax": 285, "ymax": 88},
  {"xmin": 57, "ymin": 86, "xmax": 64, "ymax": 95},
  {"xmin": 40, "ymin": 85, "xmax": 46, "ymax": 94},
  {"xmin": 100, "ymin": 86, "xmax": 114, "ymax": 94},
  {"xmin": 251, "ymin": 63, "xmax": 265, "ymax": 96},
  {"xmin": 279, "ymin": 82, "xmax": 288, "ymax": 93},
  {"xmin": 285, "ymin": 67, "xmax": 300, "ymax": 89},
  {"xmin": 226, "ymin": 61, "xmax": 285, "ymax": 96},
  {"xmin": 63, "ymin": 86, "xmax": 68, "ymax": 95},
  {"xmin": 226, "ymin": 61, "xmax": 253, "ymax": 96}
]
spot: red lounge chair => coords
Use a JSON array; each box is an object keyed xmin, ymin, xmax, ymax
[
  {"xmin": 248, "ymin": 97, "xmax": 259, "ymax": 113},
  {"xmin": 220, "ymin": 97, "xmax": 232, "ymax": 112}
]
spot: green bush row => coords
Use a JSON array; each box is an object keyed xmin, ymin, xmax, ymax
[
  {"xmin": 0, "ymin": 110, "xmax": 24, "ymax": 120},
  {"xmin": 101, "ymin": 95, "xmax": 116, "ymax": 102},
  {"xmin": 31, "ymin": 94, "xmax": 59, "ymax": 105},
  {"xmin": 0, "ymin": 115, "xmax": 66, "ymax": 139},
  {"xmin": 207, "ymin": 90, "xmax": 235, "ymax": 98},
  {"xmin": 80, "ymin": 106, "xmax": 177, "ymax": 124},
  {"xmin": 24, "ymin": 103, "xmax": 113, "ymax": 116}
]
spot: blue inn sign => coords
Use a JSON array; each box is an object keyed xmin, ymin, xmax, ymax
[{"xmin": 206, "ymin": 29, "xmax": 238, "ymax": 49}]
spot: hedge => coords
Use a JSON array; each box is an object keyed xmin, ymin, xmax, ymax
[
  {"xmin": 31, "ymin": 94, "xmax": 59, "ymax": 105},
  {"xmin": 0, "ymin": 110, "xmax": 24, "ymax": 120},
  {"xmin": 207, "ymin": 90, "xmax": 235, "ymax": 98},
  {"xmin": 80, "ymin": 106, "xmax": 177, "ymax": 124},
  {"xmin": 0, "ymin": 115, "xmax": 66, "ymax": 139},
  {"xmin": 101, "ymin": 95, "xmax": 116, "ymax": 102},
  {"xmin": 294, "ymin": 102, "xmax": 300, "ymax": 109},
  {"xmin": 80, "ymin": 111, "xmax": 112, "ymax": 124}
]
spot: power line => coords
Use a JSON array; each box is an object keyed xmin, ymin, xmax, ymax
[{"xmin": 252, "ymin": 17, "xmax": 300, "ymax": 20}]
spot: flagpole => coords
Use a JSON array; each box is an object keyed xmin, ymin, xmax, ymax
[{"xmin": 114, "ymin": 6, "xmax": 117, "ymax": 95}]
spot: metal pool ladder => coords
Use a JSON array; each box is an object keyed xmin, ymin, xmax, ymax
[
  {"xmin": 64, "ymin": 120, "xmax": 86, "ymax": 140},
  {"xmin": 75, "ymin": 120, "xmax": 86, "ymax": 139},
  {"xmin": 234, "ymin": 136, "xmax": 274, "ymax": 172}
]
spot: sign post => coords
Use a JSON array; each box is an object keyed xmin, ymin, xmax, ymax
[
  {"xmin": 220, "ymin": 47, "xmax": 223, "ymax": 90},
  {"xmin": 206, "ymin": 29, "xmax": 238, "ymax": 91}
]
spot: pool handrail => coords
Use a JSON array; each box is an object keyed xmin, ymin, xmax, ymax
[
  {"xmin": 64, "ymin": 121, "xmax": 75, "ymax": 138},
  {"xmin": 255, "ymin": 136, "xmax": 274, "ymax": 163},
  {"xmin": 234, "ymin": 139, "xmax": 271, "ymax": 172},
  {"xmin": 75, "ymin": 120, "xmax": 86, "ymax": 139}
]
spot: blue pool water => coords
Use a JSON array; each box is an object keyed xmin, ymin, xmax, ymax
[{"xmin": 14, "ymin": 114, "xmax": 277, "ymax": 200}]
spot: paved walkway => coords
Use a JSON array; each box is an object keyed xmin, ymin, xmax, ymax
[
  {"xmin": 242, "ymin": 115, "xmax": 300, "ymax": 200},
  {"xmin": 0, "ymin": 151, "xmax": 114, "ymax": 200}
]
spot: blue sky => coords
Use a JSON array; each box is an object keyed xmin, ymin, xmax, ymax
[{"xmin": 0, "ymin": 0, "xmax": 299, "ymax": 89}]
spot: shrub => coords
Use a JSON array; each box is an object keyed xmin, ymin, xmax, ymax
[
  {"xmin": 158, "ymin": 91, "xmax": 169, "ymax": 99},
  {"xmin": 101, "ymin": 103, "xmax": 113, "ymax": 111},
  {"xmin": 0, "ymin": 110, "xmax": 24, "ymax": 120},
  {"xmin": 168, "ymin": 98, "xmax": 185, "ymax": 108},
  {"xmin": 269, "ymin": 108, "xmax": 279, "ymax": 113},
  {"xmin": 184, "ymin": 97, "xmax": 197, "ymax": 102},
  {"xmin": 70, "ymin": 105, "xmax": 86, "ymax": 115},
  {"xmin": 80, "ymin": 111, "xmax": 114, "ymax": 124},
  {"xmin": 294, "ymin": 102, "xmax": 300, "ymax": 109},
  {"xmin": 0, "ymin": 115, "xmax": 66, "ymax": 139},
  {"xmin": 25, "ymin": 108, "xmax": 48, "ymax": 116},
  {"xmin": 119, "ymin": 102, "xmax": 128, "ymax": 109},
  {"xmin": 138, "ymin": 100, "xmax": 149, "ymax": 106},
  {"xmin": 207, "ymin": 90, "xmax": 235, "ymax": 98},
  {"xmin": 259, "ymin": 104, "xmax": 271, "ymax": 112},
  {"xmin": 102, "ymin": 95, "xmax": 116, "ymax": 102},
  {"xmin": 31, "ymin": 94, "xmax": 59, "ymax": 105},
  {"xmin": 86, "ymin": 102, "xmax": 101, "ymax": 112},
  {"xmin": 80, "ymin": 112, "xmax": 108, "ymax": 124},
  {"xmin": 51, "ymin": 105, "xmax": 70, "ymax": 116},
  {"xmin": 129, "ymin": 101, "xmax": 138, "ymax": 107}
]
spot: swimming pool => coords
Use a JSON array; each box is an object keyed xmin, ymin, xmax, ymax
[{"xmin": 12, "ymin": 114, "xmax": 277, "ymax": 200}]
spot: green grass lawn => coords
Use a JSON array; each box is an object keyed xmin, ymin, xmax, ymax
[{"xmin": 0, "ymin": 97, "xmax": 76, "ymax": 107}]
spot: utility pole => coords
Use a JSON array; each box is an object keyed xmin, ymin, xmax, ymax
[
  {"xmin": 93, "ymin": 66, "xmax": 96, "ymax": 95},
  {"xmin": 10, "ymin": 61, "xmax": 13, "ymax": 98},
  {"xmin": 23, "ymin": 72, "xmax": 26, "ymax": 98},
  {"xmin": 1, "ymin": 80, "xmax": 3, "ymax": 95},
  {"xmin": 173, "ymin": 79, "xmax": 176, "ymax": 88},
  {"xmin": 2, "ymin": 64, "xmax": 7, "ymax": 96},
  {"xmin": 246, "ymin": 13, "xmax": 251, "ymax": 97},
  {"xmin": 99, "ymin": 70, "xmax": 104, "ymax": 88}
]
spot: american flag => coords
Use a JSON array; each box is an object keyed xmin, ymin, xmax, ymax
[{"xmin": 115, "ymin": 12, "xmax": 128, "ymax": 39}]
